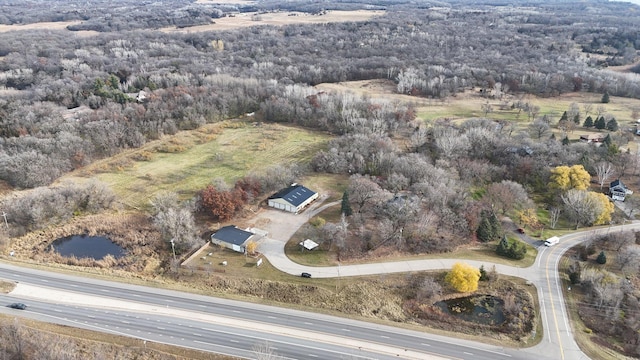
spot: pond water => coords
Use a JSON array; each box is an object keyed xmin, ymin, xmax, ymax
[
  {"xmin": 435, "ymin": 295, "xmax": 505, "ymax": 325},
  {"xmin": 51, "ymin": 235, "xmax": 126, "ymax": 260}
]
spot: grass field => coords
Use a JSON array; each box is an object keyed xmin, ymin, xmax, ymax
[
  {"xmin": 63, "ymin": 121, "xmax": 330, "ymax": 209},
  {"xmin": 316, "ymin": 80, "xmax": 640, "ymax": 143},
  {"xmin": 160, "ymin": 10, "xmax": 385, "ymax": 33}
]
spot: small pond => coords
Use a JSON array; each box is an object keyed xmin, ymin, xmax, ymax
[
  {"xmin": 435, "ymin": 294, "xmax": 505, "ymax": 325},
  {"xmin": 51, "ymin": 235, "xmax": 126, "ymax": 260}
]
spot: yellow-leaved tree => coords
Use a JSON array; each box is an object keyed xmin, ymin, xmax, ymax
[
  {"xmin": 445, "ymin": 262, "xmax": 481, "ymax": 293},
  {"xmin": 590, "ymin": 192, "xmax": 615, "ymax": 225},
  {"xmin": 245, "ymin": 240, "xmax": 258, "ymax": 255},
  {"xmin": 549, "ymin": 165, "xmax": 591, "ymax": 191}
]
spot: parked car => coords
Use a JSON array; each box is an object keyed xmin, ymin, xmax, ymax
[
  {"xmin": 7, "ymin": 303, "xmax": 27, "ymax": 310},
  {"xmin": 301, "ymin": 272, "xmax": 312, "ymax": 278}
]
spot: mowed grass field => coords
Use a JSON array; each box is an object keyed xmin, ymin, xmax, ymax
[{"xmin": 63, "ymin": 121, "xmax": 331, "ymax": 209}]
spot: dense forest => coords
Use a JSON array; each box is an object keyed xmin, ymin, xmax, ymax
[
  {"xmin": 1, "ymin": 0, "xmax": 640, "ymax": 188},
  {"xmin": 1, "ymin": 0, "xmax": 640, "ymax": 357}
]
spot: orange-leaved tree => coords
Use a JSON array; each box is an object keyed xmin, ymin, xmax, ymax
[
  {"xmin": 445, "ymin": 262, "xmax": 481, "ymax": 293},
  {"xmin": 200, "ymin": 185, "xmax": 245, "ymax": 220}
]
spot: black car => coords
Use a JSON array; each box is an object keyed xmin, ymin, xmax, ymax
[
  {"xmin": 301, "ymin": 272, "xmax": 312, "ymax": 278},
  {"xmin": 8, "ymin": 303, "xmax": 27, "ymax": 310}
]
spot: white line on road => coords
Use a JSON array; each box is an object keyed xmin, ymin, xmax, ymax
[
  {"xmin": 463, "ymin": 352, "xmax": 473, "ymax": 355},
  {"xmin": 421, "ymin": 343, "xmax": 431, "ymax": 346},
  {"xmin": 380, "ymin": 335, "xmax": 389, "ymax": 339}
]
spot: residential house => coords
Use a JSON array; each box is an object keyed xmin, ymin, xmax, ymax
[
  {"xmin": 609, "ymin": 179, "xmax": 633, "ymax": 201},
  {"xmin": 210, "ymin": 225, "xmax": 254, "ymax": 253},
  {"xmin": 579, "ymin": 134, "xmax": 605, "ymax": 143},
  {"xmin": 267, "ymin": 184, "xmax": 318, "ymax": 213}
]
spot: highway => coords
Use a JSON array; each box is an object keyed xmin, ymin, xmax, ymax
[
  {"xmin": 0, "ymin": 261, "xmax": 525, "ymax": 360},
  {"xmin": 2, "ymin": 223, "xmax": 638, "ymax": 359}
]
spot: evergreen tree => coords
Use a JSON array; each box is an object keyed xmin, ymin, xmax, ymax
[
  {"xmin": 603, "ymin": 133, "xmax": 612, "ymax": 146},
  {"xmin": 477, "ymin": 216, "xmax": 494, "ymax": 243},
  {"xmin": 596, "ymin": 251, "xmax": 607, "ymax": 264},
  {"xmin": 562, "ymin": 136, "xmax": 570, "ymax": 145},
  {"xmin": 583, "ymin": 116, "xmax": 594, "ymax": 128},
  {"xmin": 606, "ymin": 118, "xmax": 618, "ymax": 131},
  {"xmin": 488, "ymin": 211, "xmax": 502, "ymax": 239},
  {"xmin": 341, "ymin": 191, "xmax": 353, "ymax": 216},
  {"xmin": 595, "ymin": 116, "xmax": 606, "ymax": 130},
  {"xmin": 601, "ymin": 91, "xmax": 610, "ymax": 103},
  {"xmin": 479, "ymin": 265, "xmax": 489, "ymax": 281},
  {"xmin": 496, "ymin": 236, "xmax": 510, "ymax": 256},
  {"xmin": 559, "ymin": 111, "xmax": 568, "ymax": 122},
  {"xmin": 573, "ymin": 114, "xmax": 581, "ymax": 124}
]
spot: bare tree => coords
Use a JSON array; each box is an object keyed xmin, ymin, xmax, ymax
[
  {"xmin": 583, "ymin": 103, "xmax": 593, "ymax": 118},
  {"xmin": 549, "ymin": 207, "xmax": 561, "ymax": 229},
  {"xmin": 152, "ymin": 193, "xmax": 200, "ymax": 255},
  {"xmin": 561, "ymin": 189, "xmax": 601, "ymax": 229},
  {"xmin": 416, "ymin": 276, "xmax": 443, "ymax": 303},
  {"xmin": 2, "ymin": 318, "xmax": 27, "ymax": 360},
  {"xmin": 528, "ymin": 120, "xmax": 551, "ymax": 139},
  {"xmin": 594, "ymin": 162, "xmax": 615, "ymax": 190},
  {"xmin": 347, "ymin": 174, "xmax": 385, "ymax": 214},
  {"xmin": 433, "ymin": 127, "xmax": 470, "ymax": 159},
  {"xmin": 616, "ymin": 246, "xmax": 640, "ymax": 273},
  {"xmin": 481, "ymin": 101, "xmax": 493, "ymax": 117},
  {"xmin": 484, "ymin": 180, "xmax": 532, "ymax": 215}
]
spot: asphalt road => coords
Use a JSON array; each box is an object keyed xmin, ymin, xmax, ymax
[{"xmin": 0, "ymin": 262, "xmax": 526, "ymax": 360}]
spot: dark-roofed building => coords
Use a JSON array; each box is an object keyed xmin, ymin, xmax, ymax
[
  {"xmin": 210, "ymin": 225, "xmax": 254, "ymax": 253},
  {"xmin": 268, "ymin": 184, "xmax": 318, "ymax": 213},
  {"xmin": 610, "ymin": 179, "xmax": 633, "ymax": 202}
]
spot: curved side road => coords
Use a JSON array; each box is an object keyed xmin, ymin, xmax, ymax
[{"xmin": 256, "ymin": 198, "xmax": 640, "ymax": 360}]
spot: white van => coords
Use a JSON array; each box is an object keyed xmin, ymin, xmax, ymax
[{"xmin": 544, "ymin": 236, "xmax": 560, "ymax": 247}]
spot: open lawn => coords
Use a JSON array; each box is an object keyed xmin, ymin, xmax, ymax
[{"xmin": 62, "ymin": 121, "xmax": 330, "ymax": 209}]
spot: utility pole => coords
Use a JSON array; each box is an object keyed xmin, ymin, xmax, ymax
[
  {"xmin": 170, "ymin": 238, "xmax": 176, "ymax": 261},
  {"xmin": 1, "ymin": 211, "xmax": 7, "ymax": 230}
]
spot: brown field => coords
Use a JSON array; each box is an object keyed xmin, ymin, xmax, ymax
[
  {"xmin": 160, "ymin": 10, "xmax": 385, "ymax": 33},
  {"xmin": 0, "ymin": 21, "xmax": 81, "ymax": 32}
]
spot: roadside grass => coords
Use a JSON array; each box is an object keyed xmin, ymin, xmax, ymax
[
  {"xmin": 64, "ymin": 121, "xmax": 330, "ymax": 210},
  {"xmin": 0, "ymin": 315, "xmax": 236, "ymax": 360},
  {"xmin": 0, "ymin": 279, "xmax": 16, "ymax": 293}
]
